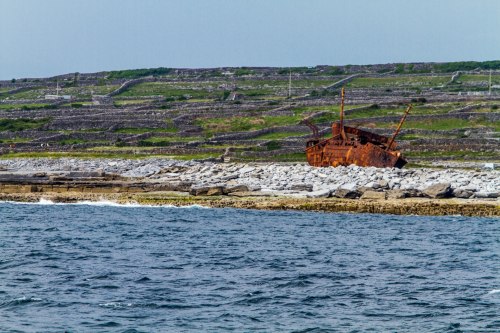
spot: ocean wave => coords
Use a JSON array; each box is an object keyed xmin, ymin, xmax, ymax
[
  {"xmin": 487, "ymin": 289, "xmax": 500, "ymax": 295},
  {"xmin": 0, "ymin": 199, "xmax": 210, "ymax": 209},
  {"xmin": 98, "ymin": 302, "xmax": 133, "ymax": 308},
  {"xmin": 0, "ymin": 296, "xmax": 43, "ymax": 308}
]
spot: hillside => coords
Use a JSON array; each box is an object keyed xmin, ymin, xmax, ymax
[{"xmin": 0, "ymin": 61, "xmax": 499, "ymax": 167}]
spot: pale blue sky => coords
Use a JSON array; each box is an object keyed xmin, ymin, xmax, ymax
[{"xmin": 1, "ymin": 0, "xmax": 499, "ymax": 79}]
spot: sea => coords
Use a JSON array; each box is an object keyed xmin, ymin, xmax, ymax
[{"xmin": 0, "ymin": 200, "xmax": 498, "ymax": 332}]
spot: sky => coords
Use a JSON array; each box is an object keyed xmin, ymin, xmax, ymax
[{"xmin": 0, "ymin": 0, "xmax": 499, "ymax": 79}]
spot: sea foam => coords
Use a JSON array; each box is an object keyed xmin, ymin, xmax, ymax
[{"xmin": 0, "ymin": 199, "xmax": 210, "ymax": 209}]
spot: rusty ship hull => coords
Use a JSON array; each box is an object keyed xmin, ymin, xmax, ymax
[
  {"xmin": 303, "ymin": 88, "xmax": 411, "ymax": 169},
  {"xmin": 305, "ymin": 124, "xmax": 407, "ymax": 168}
]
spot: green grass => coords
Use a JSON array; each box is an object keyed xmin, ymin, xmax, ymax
[
  {"xmin": 198, "ymin": 115, "xmax": 305, "ymax": 136},
  {"xmin": 0, "ymin": 137, "xmax": 31, "ymax": 144},
  {"xmin": 61, "ymin": 102, "xmax": 95, "ymax": 107},
  {"xmin": 292, "ymin": 105, "xmax": 341, "ymax": 114},
  {"xmin": 433, "ymin": 61, "xmax": 500, "ymax": 73},
  {"xmin": 117, "ymin": 81, "xmax": 291, "ymax": 100},
  {"xmin": 117, "ymin": 82, "xmax": 217, "ymax": 99},
  {"xmin": 347, "ymin": 76, "xmax": 449, "ymax": 89},
  {"xmin": 107, "ymin": 67, "xmax": 172, "ymax": 79},
  {"xmin": 112, "ymin": 99, "xmax": 154, "ymax": 106},
  {"xmin": 406, "ymin": 150, "xmax": 499, "ymax": 159},
  {"xmin": 138, "ymin": 136, "xmax": 202, "ymax": 146},
  {"xmin": 377, "ymin": 117, "xmax": 499, "ymax": 131},
  {"xmin": 57, "ymin": 139, "xmax": 87, "ymax": 145},
  {"xmin": 2, "ymin": 87, "xmax": 44, "ymax": 100},
  {"xmin": 0, "ymin": 118, "xmax": 50, "ymax": 131},
  {"xmin": 238, "ymin": 79, "xmax": 333, "ymax": 89},
  {"xmin": 345, "ymin": 104, "xmax": 455, "ymax": 119},
  {"xmin": 5, "ymin": 85, "xmax": 118, "ymax": 100},
  {"xmin": 458, "ymin": 74, "xmax": 500, "ymax": 84},
  {"xmin": 0, "ymin": 103, "xmax": 52, "ymax": 110}
]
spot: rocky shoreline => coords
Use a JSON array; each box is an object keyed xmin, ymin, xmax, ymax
[{"xmin": 0, "ymin": 158, "xmax": 498, "ymax": 216}]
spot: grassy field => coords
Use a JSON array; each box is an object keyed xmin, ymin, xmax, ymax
[
  {"xmin": 0, "ymin": 118, "xmax": 50, "ymax": 131},
  {"xmin": 117, "ymin": 82, "xmax": 219, "ymax": 100},
  {"xmin": 1, "ymin": 63, "xmax": 498, "ymax": 163},
  {"xmin": 347, "ymin": 76, "xmax": 449, "ymax": 88},
  {"xmin": 0, "ymin": 103, "xmax": 52, "ymax": 110},
  {"xmin": 138, "ymin": 136, "xmax": 202, "ymax": 146},
  {"xmin": 5, "ymin": 85, "xmax": 118, "ymax": 100},
  {"xmin": 459, "ymin": 74, "xmax": 500, "ymax": 84},
  {"xmin": 376, "ymin": 117, "xmax": 499, "ymax": 131},
  {"xmin": 198, "ymin": 115, "xmax": 305, "ymax": 136}
]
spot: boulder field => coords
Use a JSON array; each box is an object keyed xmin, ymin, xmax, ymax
[{"xmin": 0, "ymin": 158, "xmax": 498, "ymax": 200}]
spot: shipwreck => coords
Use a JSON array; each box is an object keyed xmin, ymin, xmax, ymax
[{"xmin": 302, "ymin": 88, "xmax": 412, "ymax": 168}]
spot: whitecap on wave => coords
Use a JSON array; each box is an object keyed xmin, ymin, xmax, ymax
[
  {"xmin": 487, "ymin": 289, "xmax": 500, "ymax": 295},
  {"xmin": 98, "ymin": 302, "xmax": 133, "ymax": 308},
  {"xmin": 0, "ymin": 199, "xmax": 210, "ymax": 209}
]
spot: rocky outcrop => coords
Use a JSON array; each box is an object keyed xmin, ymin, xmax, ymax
[
  {"xmin": 423, "ymin": 183, "xmax": 452, "ymax": 198},
  {"xmin": 0, "ymin": 158, "xmax": 498, "ymax": 203}
]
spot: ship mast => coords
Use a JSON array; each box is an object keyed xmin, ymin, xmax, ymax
[
  {"xmin": 339, "ymin": 87, "xmax": 347, "ymax": 141},
  {"xmin": 386, "ymin": 104, "xmax": 412, "ymax": 150}
]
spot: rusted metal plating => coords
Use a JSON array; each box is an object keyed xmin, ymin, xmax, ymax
[{"xmin": 304, "ymin": 88, "xmax": 412, "ymax": 168}]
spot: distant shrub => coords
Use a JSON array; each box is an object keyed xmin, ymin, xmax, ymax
[
  {"xmin": 491, "ymin": 105, "xmax": 498, "ymax": 110},
  {"xmin": 11, "ymin": 78, "xmax": 16, "ymax": 83},
  {"xmin": 0, "ymin": 118, "xmax": 50, "ymax": 131},
  {"xmin": 234, "ymin": 68, "xmax": 255, "ymax": 76},
  {"xmin": 325, "ymin": 66, "xmax": 344, "ymax": 75},
  {"xmin": 59, "ymin": 139, "xmax": 85, "ymax": 145},
  {"xmin": 108, "ymin": 67, "xmax": 172, "ymax": 79},
  {"xmin": 377, "ymin": 68, "xmax": 393, "ymax": 74},
  {"xmin": 433, "ymin": 60, "xmax": 500, "ymax": 73},
  {"xmin": 394, "ymin": 64, "xmax": 405, "ymax": 74},
  {"xmin": 222, "ymin": 90, "xmax": 231, "ymax": 101},
  {"xmin": 266, "ymin": 140, "xmax": 282, "ymax": 151},
  {"xmin": 411, "ymin": 97, "xmax": 427, "ymax": 103},
  {"xmin": 71, "ymin": 103, "xmax": 83, "ymax": 108}
]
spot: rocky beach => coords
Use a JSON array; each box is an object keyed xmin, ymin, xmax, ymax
[{"xmin": 0, "ymin": 158, "xmax": 498, "ymax": 216}]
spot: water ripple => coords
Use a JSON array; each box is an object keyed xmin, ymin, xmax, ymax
[{"xmin": 0, "ymin": 202, "xmax": 498, "ymax": 332}]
